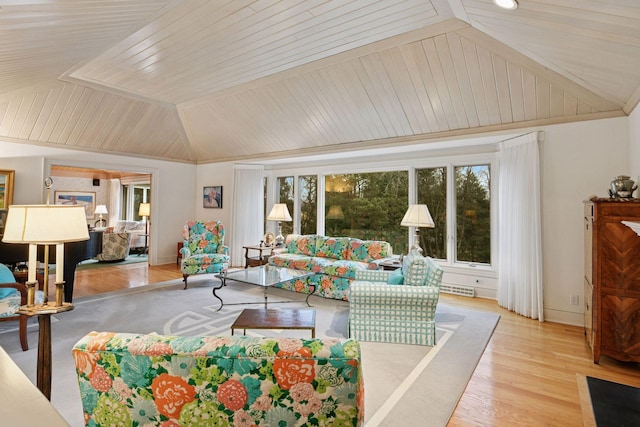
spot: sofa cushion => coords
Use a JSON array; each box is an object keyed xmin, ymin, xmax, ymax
[
  {"xmin": 315, "ymin": 236, "xmax": 350, "ymax": 259},
  {"xmin": 424, "ymin": 257, "xmax": 444, "ymax": 288},
  {"xmin": 286, "ymin": 234, "xmax": 319, "ymax": 256},
  {"xmin": 387, "ymin": 268, "xmax": 404, "ymax": 284},
  {"xmin": 320, "ymin": 259, "xmax": 371, "ymax": 280},
  {"xmin": 348, "ymin": 239, "xmax": 392, "ymax": 263},
  {"xmin": 402, "ymin": 254, "xmax": 428, "ymax": 286},
  {"xmin": 0, "ymin": 264, "xmax": 16, "ymax": 298},
  {"xmin": 269, "ymin": 253, "xmax": 322, "ymax": 272}
]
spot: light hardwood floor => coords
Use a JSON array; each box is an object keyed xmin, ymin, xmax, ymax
[{"xmin": 71, "ymin": 262, "xmax": 640, "ymax": 426}]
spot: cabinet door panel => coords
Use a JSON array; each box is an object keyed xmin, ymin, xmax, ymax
[
  {"xmin": 601, "ymin": 294, "xmax": 640, "ymax": 357},
  {"xmin": 599, "ymin": 223, "xmax": 640, "ymax": 291}
]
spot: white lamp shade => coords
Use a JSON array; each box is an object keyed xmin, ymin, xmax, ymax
[
  {"xmin": 267, "ymin": 203, "xmax": 292, "ymax": 222},
  {"xmin": 94, "ymin": 204, "xmax": 108, "ymax": 215},
  {"xmin": 138, "ymin": 203, "xmax": 150, "ymax": 217},
  {"xmin": 2, "ymin": 205, "xmax": 89, "ymax": 244},
  {"xmin": 401, "ymin": 204, "xmax": 435, "ymax": 228}
]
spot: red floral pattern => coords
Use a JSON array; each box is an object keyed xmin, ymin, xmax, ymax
[{"xmin": 152, "ymin": 373, "xmax": 196, "ymax": 418}]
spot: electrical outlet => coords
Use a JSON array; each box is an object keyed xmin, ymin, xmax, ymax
[{"xmin": 569, "ymin": 295, "xmax": 579, "ymax": 305}]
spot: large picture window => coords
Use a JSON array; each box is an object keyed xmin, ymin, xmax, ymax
[
  {"xmin": 276, "ymin": 176, "xmax": 294, "ymax": 236},
  {"xmin": 268, "ymin": 155, "xmax": 494, "ymax": 269},
  {"xmin": 325, "ymin": 172, "xmax": 408, "ymax": 252},
  {"xmin": 299, "ymin": 175, "xmax": 317, "ymax": 235},
  {"xmin": 455, "ymin": 165, "xmax": 491, "ymax": 264},
  {"xmin": 416, "ymin": 167, "xmax": 447, "ymax": 259}
]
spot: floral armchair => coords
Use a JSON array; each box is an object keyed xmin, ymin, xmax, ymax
[
  {"xmin": 95, "ymin": 232, "xmax": 131, "ymax": 262},
  {"xmin": 180, "ymin": 220, "xmax": 230, "ymax": 289}
]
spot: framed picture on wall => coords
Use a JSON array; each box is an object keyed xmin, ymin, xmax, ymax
[
  {"xmin": 203, "ymin": 186, "xmax": 222, "ymax": 208},
  {"xmin": 54, "ymin": 191, "xmax": 96, "ymax": 219}
]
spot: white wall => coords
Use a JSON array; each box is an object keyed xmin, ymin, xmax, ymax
[
  {"xmin": 0, "ymin": 141, "xmax": 197, "ymax": 266},
  {"xmin": 630, "ymin": 105, "xmax": 640, "ymax": 179},
  {"xmin": 540, "ymin": 117, "xmax": 629, "ymax": 325},
  {"xmin": 194, "ymin": 162, "xmax": 236, "ymax": 263}
]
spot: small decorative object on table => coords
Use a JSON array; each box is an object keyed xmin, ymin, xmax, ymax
[
  {"xmin": 609, "ymin": 175, "xmax": 638, "ymax": 198},
  {"xmin": 263, "ymin": 232, "xmax": 275, "ymax": 246}
]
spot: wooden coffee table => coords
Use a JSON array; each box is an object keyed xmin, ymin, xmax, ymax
[{"xmin": 231, "ymin": 308, "xmax": 316, "ymax": 338}]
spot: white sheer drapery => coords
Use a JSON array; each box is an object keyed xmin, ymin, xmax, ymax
[
  {"xmin": 230, "ymin": 165, "xmax": 264, "ymax": 268},
  {"xmin": 108, "ymin": 178, "xmax": 120, "ymax": 226},
  {"xmin": 498, "ymin": 132, "xmax": 544, "ymax": 321}
]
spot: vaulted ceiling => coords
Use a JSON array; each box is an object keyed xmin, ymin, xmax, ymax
[{"xmin": 0, "ymin": 0, "xmax": 638, "ymax": 164}]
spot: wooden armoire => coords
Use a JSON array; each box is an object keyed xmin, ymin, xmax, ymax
[{"xmin": 584, "ymin": 198, "xmax": 640, "ymax": 363}]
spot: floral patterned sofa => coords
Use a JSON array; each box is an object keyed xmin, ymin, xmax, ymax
[
  {"xmin": 268, "ymin": 234, "xmax": 393, "ymax": 301},
  {"xmin": 72, "ymin": 331, "xmax": 364, "ymax": 426}
]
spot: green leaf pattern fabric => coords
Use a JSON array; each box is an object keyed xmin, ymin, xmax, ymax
[{"xmin": 73, "ymin": 332, "xmax": 364, "ymax": 426}]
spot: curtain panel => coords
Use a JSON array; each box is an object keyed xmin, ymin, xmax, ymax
[
  {"xmin": 497, "ymin": 132, "xmax": 544, "ymax": 321},
  {"xmin": 231, "ymin": 164, "xmax": 264, "ymax": 268}
]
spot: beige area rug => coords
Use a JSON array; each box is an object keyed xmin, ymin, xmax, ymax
[{"xmin": 0, "ymin": 276, "xmax": 499, "ymax": 427}]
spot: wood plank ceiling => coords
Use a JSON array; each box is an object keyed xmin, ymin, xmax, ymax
[{"xmin": 0, "ymin": 0, "xmax": 638, "ymax": 164}]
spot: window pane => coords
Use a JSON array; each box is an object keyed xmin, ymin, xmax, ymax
[
  {"xmin": 455, "ymin": 165, "xmax": 491, "ymax": 264},
  {"xmin": 325, "ymin": 172, "xmax": 407, "ymax": 253},
  {"xmin": 276, "ymin": 176, "xmax": 294, "ymax": 235},
  {"xmin": 299, "ymin": 175, "xmax": 317, "ymax": 234},
  {"xmin": 416, "ymin": 167, "xmax": 447, "ymax": 259}
]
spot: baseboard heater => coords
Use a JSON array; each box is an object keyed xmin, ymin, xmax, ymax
[{"xmin": 440, "ymin": 284, "xmax": 475, "ymax": 297}]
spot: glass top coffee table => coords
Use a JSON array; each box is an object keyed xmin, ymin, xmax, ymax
[{"xmin": 214, "ymin": 265, "xmax": 315, "ymax": 311}]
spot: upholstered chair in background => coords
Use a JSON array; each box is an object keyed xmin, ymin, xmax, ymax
[
  {"xmin": 180, "ymin": 220, "xmax": 230, "ymax": 289},
  {"xmin": 348, "ymin": 255, "xmax": 444, "ymax": 346},
  {"xmin": 95, "ymin": 232, "xmax": 132, "ymax": 262},
  {"xmin": 0, "ymin": 264, "xmax": 44, "ymax": 351}
]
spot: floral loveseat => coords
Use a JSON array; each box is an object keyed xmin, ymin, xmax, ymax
[
  {"xmin": 72, "ymin": 331, "xmax": 364, "ymax": 426},
  {"xmin": 268, "ymin": 234, "xmax": 393, "ymax": 301}
]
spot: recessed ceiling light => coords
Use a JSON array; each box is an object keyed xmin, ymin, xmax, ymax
[{"xmin": 493, "ymin": 0, "xmax": 518, "ymax": 10}]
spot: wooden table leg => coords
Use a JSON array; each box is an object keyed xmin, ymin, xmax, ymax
[{"xmin": 37, "ymin": 314, "xmax": 52, "ymax": 400}]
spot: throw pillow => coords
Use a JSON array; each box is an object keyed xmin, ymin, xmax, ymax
[
  {"xmin": 386, "ymin": 268, "xmax": 404, "ymax": 284},
  {"xmin": 402, "ymin": 254, "xmax": 428, "ymax": 286},
  {"xmin": 0, "ymin": 264, "xmax": 17, "ymax": 298}
]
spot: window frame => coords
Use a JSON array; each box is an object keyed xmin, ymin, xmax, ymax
[{"xmin": 265, "ymin": 150, "xmax": 498, "ymax": 274}]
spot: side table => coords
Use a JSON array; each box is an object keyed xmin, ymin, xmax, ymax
[
  {"xmin": 379, "ymin": 259, "xmax": 402, "ymax": 271},
  {"xmin": 243, "ymin": 245, "xmax": 274, "ymax": 268},
  {"xmin": 16, "ymin": 303, "xmax": 73, "ymax": 400}
]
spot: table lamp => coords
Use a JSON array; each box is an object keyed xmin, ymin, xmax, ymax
[
  {"xmin": 401, "ymin": 204, "xmax": 434, "ymax": 255},
  {"xmin": 3, "ymin": 204, "xmax": 89, "ymax": 308},
  {"xmin": 94, "ymin": 204, "xmax": 108, "ymax": 229},
  {"xmin": 267, "ymin": 203, "xmax": 292, "ymax": 246}
]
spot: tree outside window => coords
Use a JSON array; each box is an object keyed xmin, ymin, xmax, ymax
[
  {"xmin": 417, "ymin": 167, "xmax": 447, "ymax": 259},
  {"xmin": 325, "ymin": 172, "xmax": 407, "ymax": 253},
  {"xmin": 455, "ymin": 165, "xmax": 490, "ymax": 264}
]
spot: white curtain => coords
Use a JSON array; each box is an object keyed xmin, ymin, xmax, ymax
[
  {"xmin": 498, "ymin": 132, "xmax": 544, "ymax": 321},
  {"xmin": 230, "ymin": 164, "xmax": 264, "ymax": 268},
  {"xmin": 108, "ymin": 178, "xmax": 120, "ymax": 226}
]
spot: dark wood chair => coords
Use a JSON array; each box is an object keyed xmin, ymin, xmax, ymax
[{"xmin": 0, "ymin": 265, "xmax": 44, "ymax": 351}]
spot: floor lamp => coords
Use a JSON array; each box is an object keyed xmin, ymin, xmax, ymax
[
  {"xmin": 139, "ymin": 203, "xmax": 150, "ymax": 234},
  {"xmin": 267, "ymin": 203, "xmax": 292, "ymax": 246},
  {"xmin": 401, "ymin": 204, "xmax": 435, "ymax": 255}
]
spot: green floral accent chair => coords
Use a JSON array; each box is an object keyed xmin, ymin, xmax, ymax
[
  {"xmin": 72, "ymin": 332, "xmax": 364, "ymax": 427},
  {"xmin": 348, "ymin": 254, "xmax": 444, "ymax": 346},
  {"xmin": 180, "ymin": 220, "xmax": 229, "ymax": 289}
]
